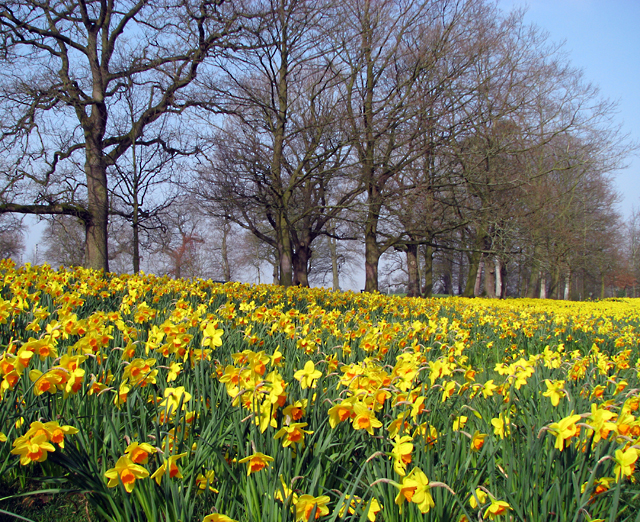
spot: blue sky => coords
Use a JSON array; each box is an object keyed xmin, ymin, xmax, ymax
[{"xmin": 497, "ymin": 0, "xmax": 640, "ymax": 218}]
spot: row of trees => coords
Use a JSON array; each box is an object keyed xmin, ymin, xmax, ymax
[{"xmin": 0, "ymin": 0, "xmax": 635, "ymax": 298}]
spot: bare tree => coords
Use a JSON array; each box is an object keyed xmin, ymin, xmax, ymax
[
  {"xmin": 41, "ymin": 216, "xmax": 86, "ymax": 268},
  {"xmin": 197, "ymin": 0, "xmax": 358, "ymax": 287},
  {"xmin": 0, "ymin": 215, "xmax": 24, "ymax": 260},
  {"xmin": 0, "ymin": 0, "xmax": 244, "ymax": 270},
  {"xmin": 333, "ymin": 0, "xmax": 479, "ymax": 292}
]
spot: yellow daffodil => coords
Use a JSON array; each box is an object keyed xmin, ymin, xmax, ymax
[
  {"xmin": 104, "ymin": 456, "xmax": 149, "ymax": 493},
  {"xmin": 125, "ymin": 441, "xmax": 156, "ymax": 464},
  {"xmin": 202, "ymin": 514, "xmax": 237, "ymax": 522},
  {"xmin": 452, "ymin": 415, "xmax": 467, "ymax": 431},
  {"xmin": 470, "ymin": 431, "xmax": 487, "ymax": 452},
  {"xmin": 238, "ymin": 452, "xmax": 274, "ymax": 475},
  {"xmin": 10, "ymin": 434, "xmax": 56, "ymax": 465},
  {"xmin": 338, "ymin": 496, "xmax": 382, "ymax": 521},
  {"xmin": 294, "ymin": 494, "xmax": 331, "ymax": 521},
  {"xmin": 294, "ymin": 360, "xmax": 322, "ymax": 390},
  {"xmin": 484, "ymin": 498, "xmax": 511, "ymax": 519},
  {"xmin": 351, "ymin": 402, "xmax": 382, "ymax": 435},
  {"xmin": 613, "ymin": 447, "xmax": 639, "ymax": 482},
  {"xmin": 196, "ymin": 470, "xmax": 218, "ymax": 493},
  {"xmin": 150, "ymin": 452, "xmax": 188, "ymax": 485},
  {"xmin": 542, "ymin": 379, "xmax": 566, "ymax": 407},
  {"xmin": 328, "ymin": 398, "xmax": 356, "ymax": 428},
  {"xmin": 274, "ymin": 423, "xmax": 312, "ymax": 449},
  {"xmin": 394, "ymin": 467, "xmax": 435, "ymax": 514},
  {"xmin": 548, "ymin": 413, "xmax": 582, "ymax": 451},
  {"xmin": 491, "ymin": 414, "xmax": 510, "ymax": 440},
  {"xmin": 469, "ymin": 487, "xmax": 487, "ymax": 509},
  {"xmin": 390, "ymin": 435, "xmax": 413, "ymax": 476},
  {"xmin": 202, "ymin": 323, "xmax": 224, "ymax": 348}
]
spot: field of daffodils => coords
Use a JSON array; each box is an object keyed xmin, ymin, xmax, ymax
[{"xmin": 1, "ymin": 261, "xmax": 639, "ymax": 521}]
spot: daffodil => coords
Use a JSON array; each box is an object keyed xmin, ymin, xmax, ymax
[
  {"xmin": 238, "ymin": 452, "xmax": 274, "ymax": 475},
  {"xmin": 542, "ymin": 379, "xmax": 566, "ymax": 406},
  {"xmin": 470, "ymin": 431, "xmax": 487, "ymax": 452},
  {"xmin": 491, "ymin": 413, "xmax": 510, "ymax": 439},
  {"xmin": 196, "ymin": 470, "xmax": 218, "ymax": 493},
  {"xmin": 613, "ymin": 447, "xmax": 639, "ymax": 481},
  {"xmin": 452, "ymin": 415, "xmax": 467, "ymax": 431},
  {"xmin": 345, "ymin": 402, "xmax": 378, "ymax": 435},
  {"xmin": 482, "ymin": 379, "xmax": 498, "ymax": 398},
  {"xmin": 338, "ymin": 496, "xmax": 382, "ymax": 521},
  {"xmin": 294, "ymin": 360, "xmax": 322, "ymax": 390},
  {"xmin": 394, "ymin": 467, "xmax": 435, "ymax": 514},
  {"xmin": 10, "ymin": 434, "xmax": 56, "ymax": 465},
  {"xmin": 390, "ymin": 435, "xmax": 413, "ymax": 476},
  {"xmin": 202, "ymin": 322, "xmax": 224, "ymax": 348},
  {"xmin": 202, "ymin": 514, "xmax": 237, "ymax": 522},
  {"xmin": 104, "ymin": 456, "xmax": 149, "ymax": 493},
  {"xmin": 125, "ymin": 441, "xmax": 156, "ymax": 464},
  {"xmin": 283, "ymin": 400, "xmax": 307, "ymax": 423},
  {"xmin": 274, "ymin": 423, "xmax": 312, "ymax": 449},
  {"xmin": 294, "ymin": 494, "xmax": 331, "ymax": 521},
  {"xmin": 469, "ymin": 487, "xmax": 487, "ymax": 509},
  {"xmin": 328, "ymin": 397, "xmax": 356, "ymax": 428},
  {"xmin": 158, "ymin": 386, "xmax": 192, "ymax": 419},
  {"xmin": 167, "ymin": 361, "xmax": 182, "ymax": 382},
  {"xmin": 548, "ymin": 413, "xmax": 582, "ymax": 451},
  {"xmin": 484, "ymin": 498, "xmax": 511, "ymax": 519},
  {"xmin": 150, "ymin": 452, "xmax": 188, "ymax": 485}
]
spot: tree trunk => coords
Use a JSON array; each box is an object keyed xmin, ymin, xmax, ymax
[
  {"xmin": 422, "ymin": 244, "xmax": 433, "ymax": 297},
  {"xmin": 549, "ymin": 265, "xmax": 560, "ymax": 299},
  {"xmin": 278, "ymin": 243, "xmax": 293, "ymax": 286},
  {"xmin": 539, "ymin": 273, "xmax": 547, "ymax": 299},
  {"xmin": 132, "ymin": 216, "xmax": 140, "ymax": 274},
  {"xmin": 329, "ymin": 233, "xmax": 340, "ymax": 291},
  {"xmin": 495, "ymin": 257, "xmax": 502, "ymax": 298},
  {"xmin": 474, "ymin": 258, "xmax": 484, "ymax": 296},
  {"xmin": 456, "ymin": 250, "xmax": 465, "ymax": 296},
  {"xmin": 131, "ymin": 144, "xmax": 141, "ymax": 274},
  {"xmin": 364, "ymin": 229, "xmax": 380, "ymax": 292},
  {"xmin": 464, "ymin": 249, "xmax": 482, "ymax": 297},
  {"xmin": 276, "ymin": 212, "xmax": 293, "ymax": 286},
  {"xmin": 292, "ymin": 243, "xmax": 311, "ymax": 287},
  {"xmin": 484, "ymin": 255, "xmax": 496, "ymax": 298},
  {"xmin": 499, "ymin": 259, "xmax": 508, "ymax": 298},
  {"xmin": 221, "ymin": 220, "xmax": 231, "ymax": 282},
  {"xmin": 361, "ymin": 4, "xmax": 382, "ymax": 294},
  {"xmin": 85, "ymin": 149, "xmax": 109, "ymax": 271},
  {"xmin": 564, "ymin": 269, "xmax": 571, "ymax": 300},
  {"xmin": 406, "ymin": 243, "xmax": 420, "ymax": 297},
  {"xmin": 527, "ymin": 263, "xmax": 540, "ymax": 298}
]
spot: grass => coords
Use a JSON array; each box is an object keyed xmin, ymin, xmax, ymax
[{"xmin": 0, "ymin": 482, "xmax": 94, "ymax": 522}]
